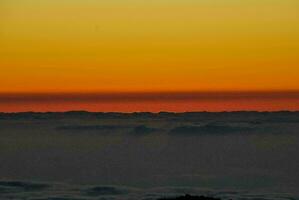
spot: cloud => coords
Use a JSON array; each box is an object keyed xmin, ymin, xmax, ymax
[
  {"xmin": 83, "ymin": 186, "xmax": 132, "ymax": 196},
  {"xmin": 0, "ymin": 181, "xmax": 50, "ymax": 192},
  {"xmin": 169, "ymin": 124, "xmax": 254, "ymax": 135},
  {"xmin": 56, "ymin": 125, "xmax": 128, "ymax": 131},
  {"xmin": 130, "ymin": 125, "xmax": 159, "ymax": 135},
  {"xmin": 0, "ymin": 180, "xmax": 296, "ymax": 200}
]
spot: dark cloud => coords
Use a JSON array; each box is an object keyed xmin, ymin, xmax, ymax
[
  {"xmin": 31, "ymin": 198, "xmax": 85, "ymax": 200},
  {"xmin": 84, "ymin": 186, "xmax": 129, "ymax": 196},
  {"xmin": 0, "ymin": 180, "xmax": 296, "ymax": 200},
  {"xmin": 131, "ymin": 125, "xmax": 159, "ymax": 135},
  {"xmin": 0, "ymin": 181, "xmax": 50, "ymax": 192},
  {"xmin": 169, "ymin": 124, "xmax": 254, "ymax": 135},
  {"xmin": 56, "ymin": 125, "xmax": 129, "ymax": 131}
]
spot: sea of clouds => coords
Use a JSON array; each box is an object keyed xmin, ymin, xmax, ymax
[{"xmin": 0, "ymin": 112, "xmax": 299, "ymax": 199}]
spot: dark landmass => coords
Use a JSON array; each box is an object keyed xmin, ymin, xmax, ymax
[{"xmin": 158, "ymin": 194, "xmax": 221, "ymax": 200}]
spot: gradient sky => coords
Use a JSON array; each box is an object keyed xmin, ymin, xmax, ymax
[{"xmin": 0, "ymin": 0, "xmax": 299, "ymax": 111}]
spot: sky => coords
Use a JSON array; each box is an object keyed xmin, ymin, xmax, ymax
[{"xmin": 0, "ymin": 0, "xmax": 299, "ymax": 111}]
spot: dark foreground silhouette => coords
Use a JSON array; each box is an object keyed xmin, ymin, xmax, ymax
[{"xmin": 158, "ymin": 194, "xmax": 221, "ymax": 200}]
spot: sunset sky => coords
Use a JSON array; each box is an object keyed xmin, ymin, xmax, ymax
[{"xmin": 0, "ymin": 0, "xmax": 299, "ymax": 111}]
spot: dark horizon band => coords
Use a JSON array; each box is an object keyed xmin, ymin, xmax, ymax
[{"xmin": 0, "ymin": 91, "xmax": 299, "ymax": 103}]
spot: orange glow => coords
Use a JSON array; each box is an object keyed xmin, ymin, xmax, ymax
[
  {"xmin": 1, "ymin": 0, "xmax": 299, "ymax": 111},
  {"xmin": 0, "ymin": 91, "xmax": 298, "ymax": 112}
]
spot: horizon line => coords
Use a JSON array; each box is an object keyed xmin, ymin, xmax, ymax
[
  {"xmin": 0, "ymin": 90, "xmax": 299, "ymax": 103},
  {"xmin": 1, "ymin": 110, "xmax": 299, "ymax": 114}
]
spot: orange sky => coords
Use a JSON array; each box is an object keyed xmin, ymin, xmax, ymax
[{"xmin": 1, "ymin": 0, "xmax": 299, "ymax": 111}]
